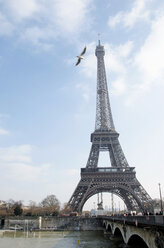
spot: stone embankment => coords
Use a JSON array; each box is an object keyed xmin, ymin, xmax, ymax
[{"xmin": 0, "ymin": 216, "xmax": 103, "ymax": 231}]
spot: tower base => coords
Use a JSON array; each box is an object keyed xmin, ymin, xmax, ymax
[{"xmin": 68, "ymin": 167, "xmax": 153, "ymax": 213}]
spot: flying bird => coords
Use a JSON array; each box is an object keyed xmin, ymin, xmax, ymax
[{"xmin": 75, "ymin": 46, "xmax": 86, "ymax": 66}]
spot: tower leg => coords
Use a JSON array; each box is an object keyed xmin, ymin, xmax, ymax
[{"xmin": 86, "ymin": 144, "xmax": 100, "ymax": 168}]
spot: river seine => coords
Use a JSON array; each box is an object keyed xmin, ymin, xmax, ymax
[{"xmin": 0, "ymin": 230, "xmax": 123, "ymax": 248}]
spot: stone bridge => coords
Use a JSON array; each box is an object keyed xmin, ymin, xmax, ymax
[{"xmin": 102, "ymin": 215, "xmax": 164, "ymax": 248}]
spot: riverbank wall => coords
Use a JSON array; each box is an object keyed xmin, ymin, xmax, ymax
[{"xmin": 1, "ymin": 216, "xmax": 103, "ymax": 231}]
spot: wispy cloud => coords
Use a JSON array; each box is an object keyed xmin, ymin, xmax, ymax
[
  {"xmin": 53, "ymin": 0, "xmax": 93, "ymax": 34},
  {"xmin": 0, "ymin": 145, "xmax": 51, "ymax": 181},
  {"xmin": 124, "ymin": 14, "xmax": 164, "ymax": 105},
  {"xmin": 0, "ymin": 12, "xmax": 14, "ymax": 36},
  {"xmin": 0, "ymin": 128, "xmax": 9, "ymax": 135},
  {"xmin": 111, "ymin": 78, "xmax": 127, "ymax": 96},
  {"xmin": 108, "ymin": 0, "xmax": 151, "ymax": 29},
  {"xmin": 0, "ymin": 114, "xmax": 10, "ymax": 135},
  {"xmin": 20, "ymin": 26, "xmax": 55, "ymax": 51},
  {"xmin": 4, "ymin": 0, "xmax": 40, "ymax": 21},
  {"xmin": 0, "ymin": 114, "xmax": 10, "ymax": 119},
  {"xmin": 76, "ymin": 83, "xmax": 91, "ymax": 103},
  {"xmin": 134, "ymin": 15, "xmax": 164, "ymax": 85},
  {"xmin": 0, "ymin": 0, "xmax": 93, "ymax": 49},
  {"xmin": 0, "ymin": 145, "xmax": 32, "ymax": 163}
]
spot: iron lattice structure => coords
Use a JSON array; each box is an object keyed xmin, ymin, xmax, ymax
[{"xmin": 68, "ymin": 41, "xmax": 153, "ymax": 213}]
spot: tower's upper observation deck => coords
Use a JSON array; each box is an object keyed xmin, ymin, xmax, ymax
[{"xmin": 95, "ymin": 40, "xmax": 105, "ymax": 57}]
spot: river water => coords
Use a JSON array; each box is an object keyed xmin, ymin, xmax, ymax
[{"xmin": 0, "ymin": 231, "xmax": 123, "ymax": 248}]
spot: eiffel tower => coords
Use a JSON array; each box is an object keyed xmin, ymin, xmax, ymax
[{"xmin": 68, "ymin": 40, "xmax": 153, "ymax": 213}]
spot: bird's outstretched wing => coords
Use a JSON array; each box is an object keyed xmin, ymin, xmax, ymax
[
  {"xmin": 75, "ymin": 58, "xmax": 81, "ymax": 66},
  {"xmin": 80, "ymin": 46, "xmax": 86, "ymax": 56}
]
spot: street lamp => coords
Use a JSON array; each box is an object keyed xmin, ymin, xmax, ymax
[{"xmin": 158, "ymin": 183, "xmax": 163, "ymax": 214}]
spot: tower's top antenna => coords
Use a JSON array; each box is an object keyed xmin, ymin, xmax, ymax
[{"xmin": 98, "ymin": 33, "xmax": 101, "ymax": 46}]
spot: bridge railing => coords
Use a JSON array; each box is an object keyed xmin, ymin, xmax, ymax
[{"xmin": 100, "ymin": 215, "xmax": 164, "ymax": 227}]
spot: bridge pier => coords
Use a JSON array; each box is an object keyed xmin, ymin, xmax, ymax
[{"xmin": 154, "ymin": 231, "xmax": 164, "ymax": 248}]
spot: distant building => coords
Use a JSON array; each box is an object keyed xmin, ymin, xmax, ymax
[
  {"xmin": 90, "ymin": 209, "xmax": 96, "ymax": 216},
  {"xmin": 154, "ymin": 207, "xmax": 161, "ymax": 214}
]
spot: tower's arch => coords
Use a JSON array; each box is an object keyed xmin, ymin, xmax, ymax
[{"xmin": 78, "ymin": 184, "xmax": 145, "ymax": 213}]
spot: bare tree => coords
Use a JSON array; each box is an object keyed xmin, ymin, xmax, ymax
[
  {"xmin": 6, "ymin": 199, "xmax": 16, "ymax": 215},
  {"xmin": 40, "ymin": 195, "xmax": 60, "ymax": 215},
  {"xmin": 27, "ymin": 200, "xmax": 37, "ymax": 216},
  {"xmin": 152, "ymin": 198, "xmax": 164, "ymax": 209},
  {"xmin": 61, "ymin": 202, "xmax": 72, "ymax": 214}
]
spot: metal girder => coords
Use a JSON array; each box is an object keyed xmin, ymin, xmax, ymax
[
  {"xmin": 95, "ymin": 45, "xmax": 115, "ymax": 131},
  {"xmin": 86, "ymin": 131, "xmax": 129, "ymax": 168},
  {"xmin": 68, "ymin": 169, "xmax": 153, "ymax": 213}
]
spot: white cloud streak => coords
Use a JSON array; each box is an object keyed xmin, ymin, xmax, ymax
[
  {"xmin": 0, "ymin": 128, "xmax": 9, "ymax": 135},
  {"xmin": 53, "ymin": 0, "xmax": 92, "ymax": 33},
  {"xmin": 108, "ymin": 0, "xmax": 151, "ymax": 29},
  {"xmin": 5, "ymin": 0, "xmax": 39, "ymax": 21},
  {"xmin": 0, "ymin": 145, "xmax": 51, "ymax": 182},
  {"xmin": 134, "ymin": 15, "xmax": 164, "ymax": 85},
  {"xmin": 123, "ymin": 13, "xmax": 164, "ymax": 105},
  {"xmin": 0, "ymin": 12, "xmax": 14, "ymax": 36},
  {"xmin": 111, "ymin": 78, "xmax": 127, "ymax": 96},
  {"xmin": 0, "ymin": 0, "xmax": 93, "ymax": 49},
  {"xmin": 0, "ymin": 145, "xmax": 32, "ymax": 163}
]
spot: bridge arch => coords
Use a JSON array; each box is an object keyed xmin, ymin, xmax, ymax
[
  {"xmin": 103, "ymin": 222, "xmax": 106, "ymax": 229},
  {"xmin": 113, "ymin": 226, "xmax": 125, "ymax": 243},
  {"xmin": 103, "ymin": 218, "xmax": 159, "ymax": 248},
  {"xmin": 114, "ymin": 227, "xmax": 123, "ymax": 236},
  {"xmin": 106, "ymin": 223, "xmax": 112, "ymax": 233},
  {"xmin": 103, "ymin": 220, "xmax": 113, "ymax": 233},
  {"xmin": 128, "ymin": 234, "xmax": 149, "ymax": 248}
]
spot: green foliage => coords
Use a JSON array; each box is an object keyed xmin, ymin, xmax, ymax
[{"xmin": 14, "ymin": 204, "xmax": 23, "ymax": 216}]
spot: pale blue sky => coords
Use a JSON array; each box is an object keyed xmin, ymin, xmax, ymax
[{"xmin": 0, "ymin": 0, "xmax": 164, "ymax": 209}]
